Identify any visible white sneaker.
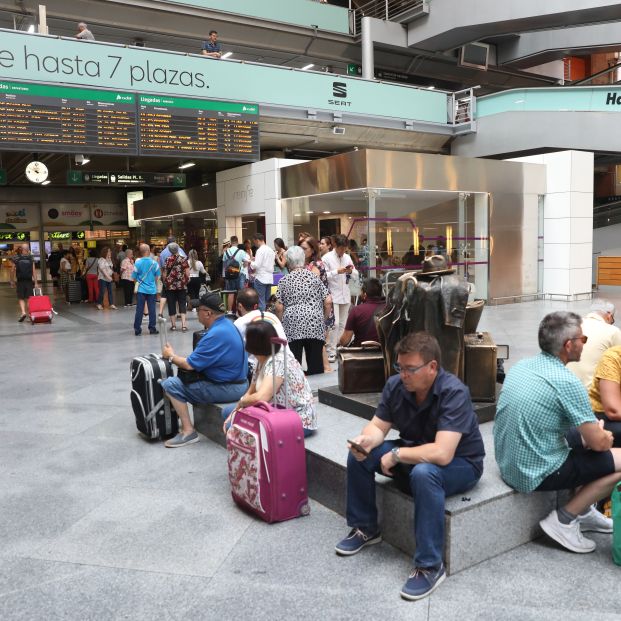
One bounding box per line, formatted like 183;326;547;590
579;505;613;533
539;510;596;553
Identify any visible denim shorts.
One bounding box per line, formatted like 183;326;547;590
161;376;247;406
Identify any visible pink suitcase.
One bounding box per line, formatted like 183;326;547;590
28;289;54;324
227;338;310;523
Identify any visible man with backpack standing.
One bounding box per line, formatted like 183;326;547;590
222;236;248;311
10;244;38;322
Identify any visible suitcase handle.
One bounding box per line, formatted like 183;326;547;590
360;340;382;349
252;401;272;412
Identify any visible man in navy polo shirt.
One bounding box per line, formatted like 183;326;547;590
160;292;248;448
202;30;222;59
335;332;484;601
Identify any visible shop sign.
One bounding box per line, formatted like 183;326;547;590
47;231;85;240
68;171;186;188
91;204;128;227
0;231;30;241
43;204;90;227
0;205;40;229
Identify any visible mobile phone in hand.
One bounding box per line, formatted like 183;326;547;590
347;439;369;456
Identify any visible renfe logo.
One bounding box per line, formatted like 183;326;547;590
606;92;621;105
329;81;351;107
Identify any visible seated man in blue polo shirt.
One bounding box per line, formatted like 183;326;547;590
335;332;485;601
161;292;248;448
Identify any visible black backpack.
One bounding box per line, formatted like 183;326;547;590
224;247;241;280
15;256;33;280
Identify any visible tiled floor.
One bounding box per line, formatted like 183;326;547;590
1;284;620;620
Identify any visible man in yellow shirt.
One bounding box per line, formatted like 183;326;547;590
567;299;621;389
589;345;621;446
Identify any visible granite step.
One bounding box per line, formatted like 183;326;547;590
317;385;497;424
193;400;558;575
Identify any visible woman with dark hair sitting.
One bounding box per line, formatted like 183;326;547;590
222;321;317;437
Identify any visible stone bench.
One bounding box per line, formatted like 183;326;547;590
193;400;560;575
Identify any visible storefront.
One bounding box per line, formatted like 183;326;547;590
277;150;547;301
0;191;132;283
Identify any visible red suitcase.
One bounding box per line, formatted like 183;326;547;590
28;289;54;324
226;338;310;523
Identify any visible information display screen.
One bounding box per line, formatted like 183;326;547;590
0;81;137;155
137;95;259;160
0;81;260;162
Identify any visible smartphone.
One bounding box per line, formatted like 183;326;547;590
347;439;369;456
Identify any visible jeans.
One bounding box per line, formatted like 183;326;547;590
254;280;272;311
97;279;114;306
161;376;248;406
134;292;157;333
327;302;350;356
346;441;481;568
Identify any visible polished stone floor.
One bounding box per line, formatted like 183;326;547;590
1;284;620;620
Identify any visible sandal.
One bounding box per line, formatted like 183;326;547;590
170;325;177;331
182;326;188;332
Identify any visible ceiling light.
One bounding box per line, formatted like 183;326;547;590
178;162;195;170
27;24;35;33
302;64;314;71
201;182;210;186
332;126;345;135
427;86;436;90
307;211;314;214
323;211;331;214
41;180;51;185
221;52;233;59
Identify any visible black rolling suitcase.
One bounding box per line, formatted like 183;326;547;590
66;276;82;303
130;318;179;440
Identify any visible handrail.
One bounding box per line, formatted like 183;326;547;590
350;0;427;36
448;87;477;125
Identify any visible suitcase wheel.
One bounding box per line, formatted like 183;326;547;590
299;502;311;517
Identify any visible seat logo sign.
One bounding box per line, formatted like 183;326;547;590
329;81;352;107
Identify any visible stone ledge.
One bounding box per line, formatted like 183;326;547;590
193;401;559;575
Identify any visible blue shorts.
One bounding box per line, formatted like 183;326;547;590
161;376;248;406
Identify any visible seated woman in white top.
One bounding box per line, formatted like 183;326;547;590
222;321;317;437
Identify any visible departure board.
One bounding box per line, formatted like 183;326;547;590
0;81;137;155
137;94;259;160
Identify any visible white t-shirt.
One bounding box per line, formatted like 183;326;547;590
189;260;205;278
234;309;286;341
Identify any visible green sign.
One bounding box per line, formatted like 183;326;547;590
138;94;257;115
0;30;449;124
0;231;30;241
0;169;6;185
48;231;84;240
347;64;361;76
67;171;186;187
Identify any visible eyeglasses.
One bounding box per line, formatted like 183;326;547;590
393;361;429;376
568;335;588;344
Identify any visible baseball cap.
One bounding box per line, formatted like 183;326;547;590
190;292;224;312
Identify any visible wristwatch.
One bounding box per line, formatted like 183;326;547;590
391;447;401;463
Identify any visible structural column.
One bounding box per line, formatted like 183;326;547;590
361;17;375;80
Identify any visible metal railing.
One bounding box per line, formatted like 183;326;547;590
349;0;429;37
448;87;477;126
